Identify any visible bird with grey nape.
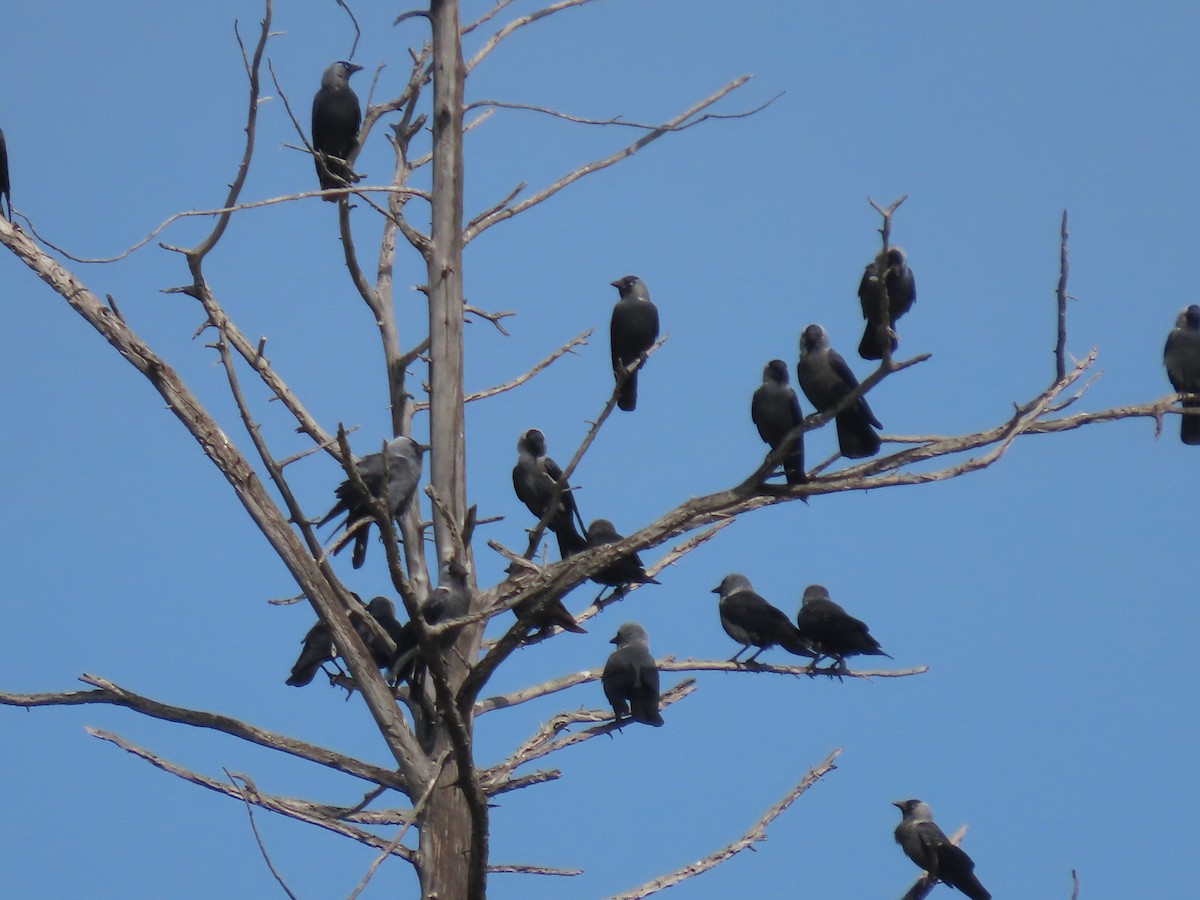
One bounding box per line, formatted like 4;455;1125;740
794;584;890;673
319;436;426;569
858;246;916;360
602;622;663;726
712;573;815;664
585;518;659;595
0;127;10;220
609;275;660;411
512;428;588;558
751;359;807;485
797;323;882;459
1164;304;1200;445
311;61;363;199
893;799;991;900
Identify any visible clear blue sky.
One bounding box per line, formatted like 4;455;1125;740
2;2;1197;897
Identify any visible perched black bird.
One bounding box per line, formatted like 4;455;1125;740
602;622;664;726
609;275;660;411
893;799;991;900
795;584;890;672
311;61;363;199
286;620;335;687
712;573;815;664
390;561;472;688
319;437;426;569
0;127;10;220
751;359;807;485
586;518;659;592
858;247;916;360
1164;304;1200;445
797;324;882;459
357;596;409;670
514;590;587;636
512;428;588;558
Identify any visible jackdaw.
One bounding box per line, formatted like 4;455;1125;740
795;584;890;672
319;437;426;569
893;799;991;900
391;560;472;688
1164;304;1200;445
797;324;882;459
602;622;664;726
0;127;10;220
512;428;588;557
286;619;336;687
858;247;916;360
357;596;409;670
312;61;363;199
712;573;815;664
610;275;660;411
751;359;807;485
586;518;659;592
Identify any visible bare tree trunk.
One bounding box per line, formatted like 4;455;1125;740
419;2;485;898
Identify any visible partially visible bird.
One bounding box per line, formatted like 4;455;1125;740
311;61;363;199
609;275;660;411
893;799;991;900
512;428;588;558
585;518;659;594
858;247;916;360
286;620;335;687
794;584;890;672
0;127;10;220
356;596;409;670
797;324;882;459
602;622;664;726
319;437;426;569
751;359;807;485
1164;304;1200;445
712;573;815;663
390;560;472;689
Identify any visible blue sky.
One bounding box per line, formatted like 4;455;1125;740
2;1;1198;897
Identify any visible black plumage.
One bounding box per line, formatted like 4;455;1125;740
319;437;426;569
311;61;363;199
586;518;659;590
712;573;815;663
286;620;335;687
794;584;890;672
0;127;10;220
796;323;882;459
1164;304;1200;445
512;428;588;558
357;596;408;669
602;622;664;726
858;247;916;360
390;561;471;688
751;359;807;484
609;275;660;411
893;799;991;900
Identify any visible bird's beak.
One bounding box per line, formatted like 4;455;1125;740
891;800;905;810
609;279;622;288
416;443;431;454
609;634;620;645
347;63;364;74
710;585;721;594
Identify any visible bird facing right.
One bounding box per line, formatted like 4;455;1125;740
893;799;991;900
319;437;426;569
609;275;660;411
602;622;664;726
1164;304;1200;445
311;61;363;199
796;323;882;459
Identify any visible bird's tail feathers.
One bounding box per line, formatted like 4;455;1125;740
1181;401;1200;444
617;369;638;411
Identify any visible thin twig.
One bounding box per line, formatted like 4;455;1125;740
226;769;300;900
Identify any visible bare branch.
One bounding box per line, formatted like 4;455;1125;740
609;748;843;899
226;769;300;900
464;77;755;242
466;0;601;71
0;674;408;791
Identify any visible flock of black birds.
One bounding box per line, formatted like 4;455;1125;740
7;56;1200;898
